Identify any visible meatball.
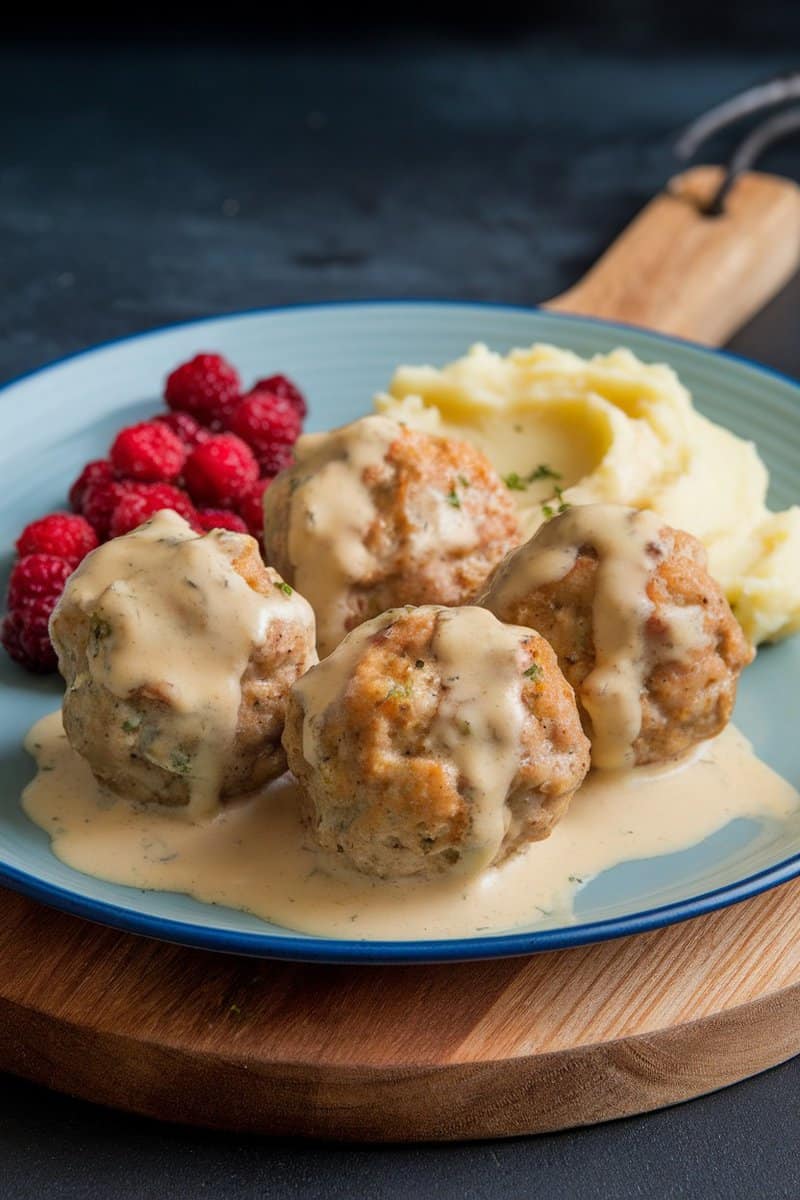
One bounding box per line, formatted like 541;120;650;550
263;414;521;656
51;509;317;813
283;604;590;879
479;503;754;768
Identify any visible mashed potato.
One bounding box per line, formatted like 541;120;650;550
375;343;800;645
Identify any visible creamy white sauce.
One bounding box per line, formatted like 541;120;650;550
427;608;526;870
23;712;798;941
52;510;299;816
285;415;481;656
287;416;397;657
294;609;398;769
293;606;529;872
483;505;699;771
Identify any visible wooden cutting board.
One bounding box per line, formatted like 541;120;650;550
2;165;800;1142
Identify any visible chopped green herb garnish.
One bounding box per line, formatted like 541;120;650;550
122;718;140;734
458;474;470;488
385;682;411;701
90;616;112;641
458;719;472;736
529;463;562;482
445;487;461;509
503;472;527;491
553;485;571;514
275;580;293;596
541;485;570;519
523;663;542;680
170;750;192;775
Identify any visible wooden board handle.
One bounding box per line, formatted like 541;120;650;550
545;166;800;345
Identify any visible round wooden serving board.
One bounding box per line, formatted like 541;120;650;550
2;879;800;1140
2;166;800;1140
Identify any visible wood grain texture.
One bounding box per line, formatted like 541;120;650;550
547;167;800;345
0;880;799;1141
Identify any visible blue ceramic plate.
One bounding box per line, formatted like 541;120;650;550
2;301;800;963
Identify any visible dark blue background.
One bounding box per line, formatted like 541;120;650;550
1;19;799;1200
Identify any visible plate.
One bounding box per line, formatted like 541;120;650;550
2;300;800;963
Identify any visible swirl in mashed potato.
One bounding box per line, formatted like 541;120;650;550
375;343;800;645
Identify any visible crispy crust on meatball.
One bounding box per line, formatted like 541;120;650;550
481;517;754;765
282;606;590;879
52;531;317;806
264;421;521;651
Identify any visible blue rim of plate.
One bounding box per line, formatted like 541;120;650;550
2;297;800;964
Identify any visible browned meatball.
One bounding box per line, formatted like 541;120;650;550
263;414;521;655
282;604;590;879
51;509;317;811
479;504;754;767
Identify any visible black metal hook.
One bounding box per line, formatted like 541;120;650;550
674;72;800;214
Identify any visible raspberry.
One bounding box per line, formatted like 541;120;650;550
251;374;307;420
81;479;125;540
69;459;114;513
183;434;259;508
196;508;249;534
165;353;241;427
2;605;58;673
108;483;197;539
229;393;301;475
153;411;210;449
256;442;295;476
16;512;98;569
111;421;186;483
236;477;272;537
7;554;73;613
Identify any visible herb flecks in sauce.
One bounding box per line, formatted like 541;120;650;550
22;711;800;941
170;750;193;776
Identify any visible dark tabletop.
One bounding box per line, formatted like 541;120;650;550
1;15;799;1200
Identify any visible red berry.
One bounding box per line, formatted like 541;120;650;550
256;443;295;476
165;353;241;427
237;477;272;537
195;508;249;534
69;459;114;513
111;421;186;483
251;374;307;420
153;411;210;449
2;605;58;673
81;479;125;540
16;513;98;569
183;434;259;508
229;393;301;475
7;554;73;613
108;483;197;539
